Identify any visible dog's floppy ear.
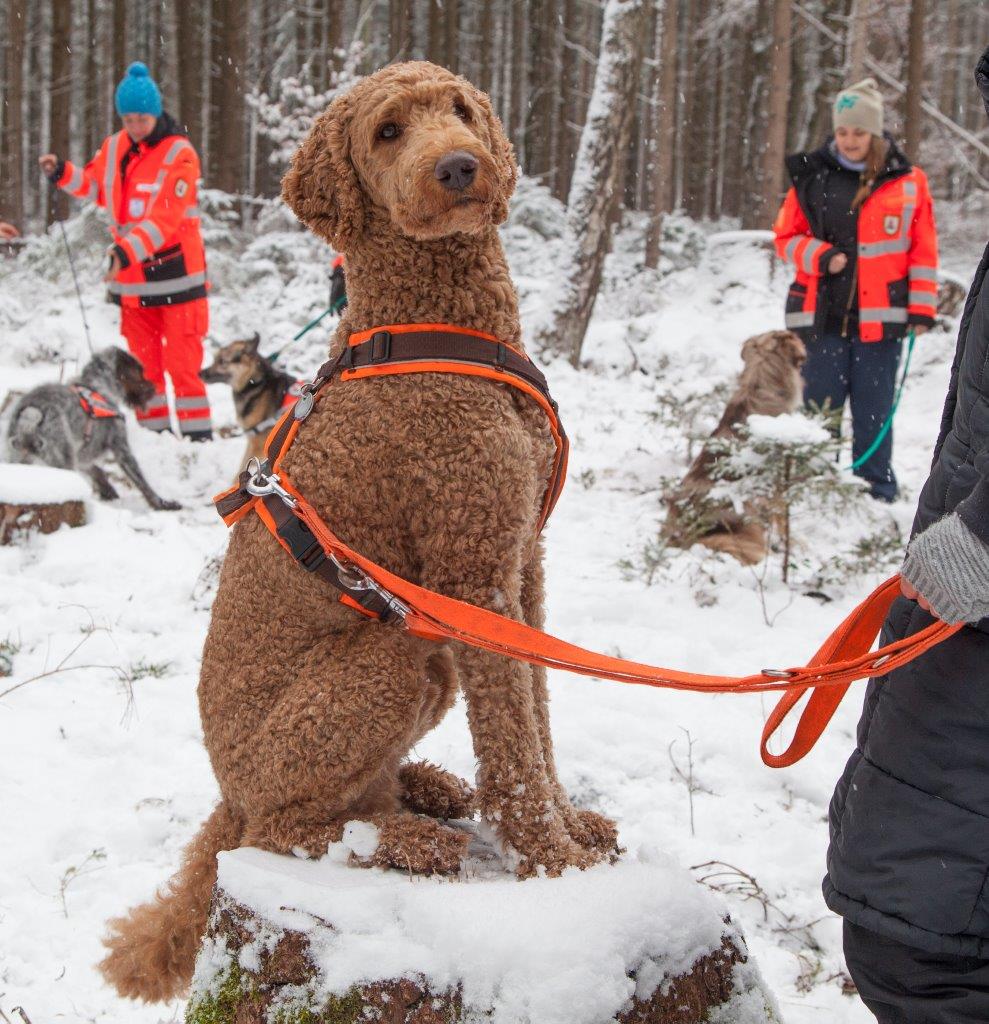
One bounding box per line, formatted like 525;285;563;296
740;334;763;364
248;332;260;352
466;82;518;225
281;90;365;252
782;330;807;367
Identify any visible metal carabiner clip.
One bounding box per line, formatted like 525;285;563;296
244;458;297;507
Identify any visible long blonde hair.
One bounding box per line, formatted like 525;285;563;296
851;136;889;210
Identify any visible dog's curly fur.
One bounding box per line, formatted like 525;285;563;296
664;330;807;565
99;62;618;1003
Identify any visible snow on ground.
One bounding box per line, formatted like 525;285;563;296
0;188;975;1023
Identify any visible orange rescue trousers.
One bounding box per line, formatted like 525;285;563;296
122;297;212;436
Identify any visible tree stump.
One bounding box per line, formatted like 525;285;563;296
187;846;780;1024
0;464;88;544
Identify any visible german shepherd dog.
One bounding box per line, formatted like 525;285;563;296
6;347;180;511
200;334;302;469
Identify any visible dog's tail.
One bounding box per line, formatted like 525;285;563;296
98;801;243;1003
8;405;45;457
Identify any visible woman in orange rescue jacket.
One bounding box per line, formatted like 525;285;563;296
774;78;938;502
40;62;212;440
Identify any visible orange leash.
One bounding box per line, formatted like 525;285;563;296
214;325;963;769
282;480;961;767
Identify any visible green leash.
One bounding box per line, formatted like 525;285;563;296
266;294;347;365
847;328;916;471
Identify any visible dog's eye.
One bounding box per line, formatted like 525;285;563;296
377;122;400;141
453;103;470;121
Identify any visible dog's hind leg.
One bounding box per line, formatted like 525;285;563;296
88;464;120;501
521;548;619;856
241;625;469;874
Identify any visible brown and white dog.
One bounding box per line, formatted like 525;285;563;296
664;329;807;565
99;62;618;1004
200;334;304;469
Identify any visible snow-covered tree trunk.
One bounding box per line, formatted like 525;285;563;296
904;0;926;160
535;0;649;367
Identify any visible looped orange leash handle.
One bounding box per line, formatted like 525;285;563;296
282;488;962;768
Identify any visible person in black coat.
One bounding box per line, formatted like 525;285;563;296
824;48;989;1023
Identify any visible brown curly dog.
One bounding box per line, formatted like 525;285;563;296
98;61;618;1004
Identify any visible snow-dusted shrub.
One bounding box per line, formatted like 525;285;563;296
249;42;365;170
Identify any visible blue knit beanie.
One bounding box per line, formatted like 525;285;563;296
115;62;162;117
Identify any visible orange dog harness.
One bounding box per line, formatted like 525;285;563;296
71;385;121;419
214;324;959;767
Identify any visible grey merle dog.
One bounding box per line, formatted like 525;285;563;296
6;347;180;510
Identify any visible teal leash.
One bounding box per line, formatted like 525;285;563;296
266;294;347;366
846;328;916;472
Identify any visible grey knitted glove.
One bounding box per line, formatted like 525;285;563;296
901;514;989;624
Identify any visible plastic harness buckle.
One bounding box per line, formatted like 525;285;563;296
370;330;391;363
276;515;327;573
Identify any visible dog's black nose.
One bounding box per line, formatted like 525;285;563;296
434;151;478;191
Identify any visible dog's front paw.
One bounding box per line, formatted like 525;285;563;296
152;498;182;512
512;831;609;879
399;761;476;820
567;808;621;858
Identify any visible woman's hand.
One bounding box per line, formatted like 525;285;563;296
38;153;59;177
827;252;848;274
103;249;122;282
912;324;930;336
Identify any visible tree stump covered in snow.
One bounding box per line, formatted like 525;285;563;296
0;464;88;544
187;844;780;1024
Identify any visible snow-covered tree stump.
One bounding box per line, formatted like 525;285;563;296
0;464;88;544
187;842;780;1024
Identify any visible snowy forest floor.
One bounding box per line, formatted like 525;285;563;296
0;184;980;1023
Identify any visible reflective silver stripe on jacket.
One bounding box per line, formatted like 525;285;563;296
178;415;212;433
860;307;909;323
785;311;816;328
136;414;172;430
65;164;85;193
127;233;151;263
107;270;207;297
801;238;827;274
183;205;200;218
85;179;99;202
163;139;192;165
174;395;210;411
909;290;936;308
784;237;801;263
103;133;123;228
909;266;938;283
860;237;911;258
133;220;166;251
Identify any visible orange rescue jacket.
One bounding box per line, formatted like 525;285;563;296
56;116;207;309
773;146;938;342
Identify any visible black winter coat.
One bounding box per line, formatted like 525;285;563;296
824;48;989;956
